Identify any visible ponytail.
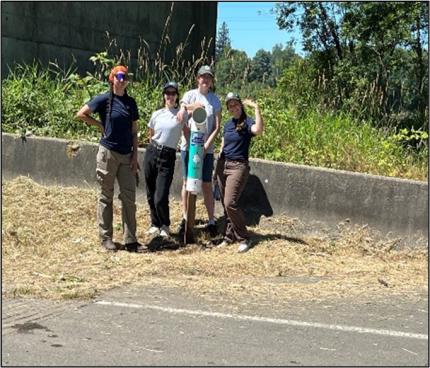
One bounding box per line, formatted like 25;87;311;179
106;82;114;125
235;104;247;132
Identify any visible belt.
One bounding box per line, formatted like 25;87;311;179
150;140;176;154
226;158;248;164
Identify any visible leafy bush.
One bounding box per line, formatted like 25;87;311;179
246;93;428;180
2;63;105;142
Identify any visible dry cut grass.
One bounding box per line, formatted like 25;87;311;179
2;176;427;306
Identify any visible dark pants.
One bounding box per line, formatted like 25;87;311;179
143;144;176;228
215;157;250;242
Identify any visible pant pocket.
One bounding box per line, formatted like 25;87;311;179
96;146;108;170
96;147;110;185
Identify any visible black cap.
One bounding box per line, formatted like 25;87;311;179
163;81;179;92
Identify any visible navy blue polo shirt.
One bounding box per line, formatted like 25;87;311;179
222;117;255;161
87;92;139;154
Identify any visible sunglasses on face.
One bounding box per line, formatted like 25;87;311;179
115;73;128;81
164;90;177;96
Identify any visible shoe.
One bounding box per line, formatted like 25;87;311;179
136;242;149;253
160;225;170;238
177;219;186;234
217;239;231;248
101;238;116;251
125;241;147;253
238;240;251;253
146;226;160;235
205;223;217;237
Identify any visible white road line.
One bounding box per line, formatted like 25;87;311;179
95;300;428;340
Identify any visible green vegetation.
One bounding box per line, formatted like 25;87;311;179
1;63;103;142
248;91;427;180
2;2;428;181
2;62;427;181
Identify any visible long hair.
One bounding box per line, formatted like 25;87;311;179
232;102;247;132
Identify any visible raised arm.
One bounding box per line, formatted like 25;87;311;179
243;99;264;136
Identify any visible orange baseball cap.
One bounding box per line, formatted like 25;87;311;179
109;65;128;82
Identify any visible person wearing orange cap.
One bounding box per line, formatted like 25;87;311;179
76;65;142;251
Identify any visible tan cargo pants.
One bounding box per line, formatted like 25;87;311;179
96;145;137;244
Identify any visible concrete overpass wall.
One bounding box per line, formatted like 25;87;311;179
2;134;427;244
1;1;217;76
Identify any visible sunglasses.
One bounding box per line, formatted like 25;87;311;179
164;90;177;96
115;72;128;81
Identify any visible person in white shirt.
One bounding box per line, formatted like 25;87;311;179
176;65;222;237
143;81;187;239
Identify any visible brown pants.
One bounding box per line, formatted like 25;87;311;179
96;145;137;244
216;157;250;242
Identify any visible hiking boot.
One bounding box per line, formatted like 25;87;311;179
204;223;217;237
101;238;116;251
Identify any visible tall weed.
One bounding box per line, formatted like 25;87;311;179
248;94;428;180
1;6;427;181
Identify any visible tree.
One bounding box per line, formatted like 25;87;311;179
341;2;429;127
275;1;429;131
249;49;273;85
215;21;231;61
215;48;250;91
276;2;343;58
271;43;299;82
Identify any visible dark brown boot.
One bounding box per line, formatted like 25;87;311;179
101;239;116;251
125;241;148;253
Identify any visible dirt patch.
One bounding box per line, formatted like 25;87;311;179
2;176;427;305
12;322;51;334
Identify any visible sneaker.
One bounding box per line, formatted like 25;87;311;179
101;238;116;251
135;242;149;253
125;241;147;253
238;240;251;253
217;239;231;248
177;219;186;234
160;225;170;238
146;226;160;235
205;223;217;237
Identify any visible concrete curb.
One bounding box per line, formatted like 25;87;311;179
2;133;428;243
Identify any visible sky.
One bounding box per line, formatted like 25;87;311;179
216;2;303;58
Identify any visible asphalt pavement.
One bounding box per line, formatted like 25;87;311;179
2;285;428;366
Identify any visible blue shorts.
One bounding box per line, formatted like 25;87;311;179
181;150;214;183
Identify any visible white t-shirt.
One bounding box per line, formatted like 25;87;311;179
148;107;186;149
179;88;221;154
